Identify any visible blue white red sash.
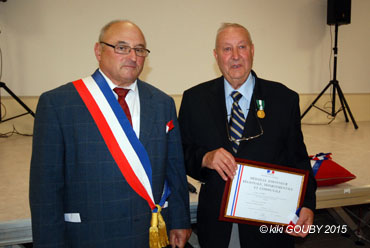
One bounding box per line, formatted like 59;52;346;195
73;70;169;211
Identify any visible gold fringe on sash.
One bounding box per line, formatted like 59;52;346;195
149;204;169;248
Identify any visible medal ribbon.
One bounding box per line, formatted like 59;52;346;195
256;99;264;110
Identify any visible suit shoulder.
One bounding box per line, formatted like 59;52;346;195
257;77;298;99
183;77;222;96
37;82;81;109
40;82;76;98
138;80;173;102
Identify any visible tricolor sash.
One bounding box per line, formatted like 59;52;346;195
73;70;170;247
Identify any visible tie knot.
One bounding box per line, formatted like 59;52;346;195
231;91;242;102
114;87;130;98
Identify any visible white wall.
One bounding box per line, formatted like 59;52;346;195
0;0;369;96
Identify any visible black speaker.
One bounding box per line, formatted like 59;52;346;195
327;0;351;25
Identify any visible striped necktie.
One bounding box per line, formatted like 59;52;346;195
229;91;245;153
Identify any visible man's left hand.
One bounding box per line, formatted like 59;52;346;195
287;207;314;238
169;228;192;248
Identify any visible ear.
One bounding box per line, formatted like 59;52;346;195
250;43;255;58
213;48;218;61
94;42;102;62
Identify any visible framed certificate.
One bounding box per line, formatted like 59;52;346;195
219;158;308;226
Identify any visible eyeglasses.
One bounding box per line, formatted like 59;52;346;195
100;42;151;57
226;109;264;142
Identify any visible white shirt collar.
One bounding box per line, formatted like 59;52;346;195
98;68;138;93
224;72;255;100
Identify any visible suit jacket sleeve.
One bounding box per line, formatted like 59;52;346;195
178;89;210;181
29;91;66;247
286;92;317;211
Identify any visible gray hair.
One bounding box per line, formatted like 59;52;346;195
215;23;253;48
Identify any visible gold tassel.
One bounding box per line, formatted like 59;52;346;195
149;205;169;248
157;205;169;247
149;212;160;248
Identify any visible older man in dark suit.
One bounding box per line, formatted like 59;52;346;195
29;20;191;248
178;23;316;248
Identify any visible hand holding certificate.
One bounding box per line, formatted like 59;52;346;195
219;158;308;226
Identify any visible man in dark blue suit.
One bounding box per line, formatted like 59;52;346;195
29;20;191;248
178;23;316;248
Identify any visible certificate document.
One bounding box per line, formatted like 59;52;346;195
219;158;308;226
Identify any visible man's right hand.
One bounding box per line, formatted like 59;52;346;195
201;148;237;181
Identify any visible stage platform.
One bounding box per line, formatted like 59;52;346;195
1;121;370;246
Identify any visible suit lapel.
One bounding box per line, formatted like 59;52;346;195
208;77;232;150
137;80;154;148
242;71;264;139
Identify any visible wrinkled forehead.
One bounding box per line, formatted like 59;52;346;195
216;27;252;47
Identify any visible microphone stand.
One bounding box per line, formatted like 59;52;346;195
0;82;35;123
301;23;358;129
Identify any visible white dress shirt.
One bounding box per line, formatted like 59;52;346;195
224;72;255;121
99;69;141;138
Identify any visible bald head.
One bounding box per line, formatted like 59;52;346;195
98;20;146;46
94;20;147;86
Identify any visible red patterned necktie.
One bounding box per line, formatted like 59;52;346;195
113;87;132;126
